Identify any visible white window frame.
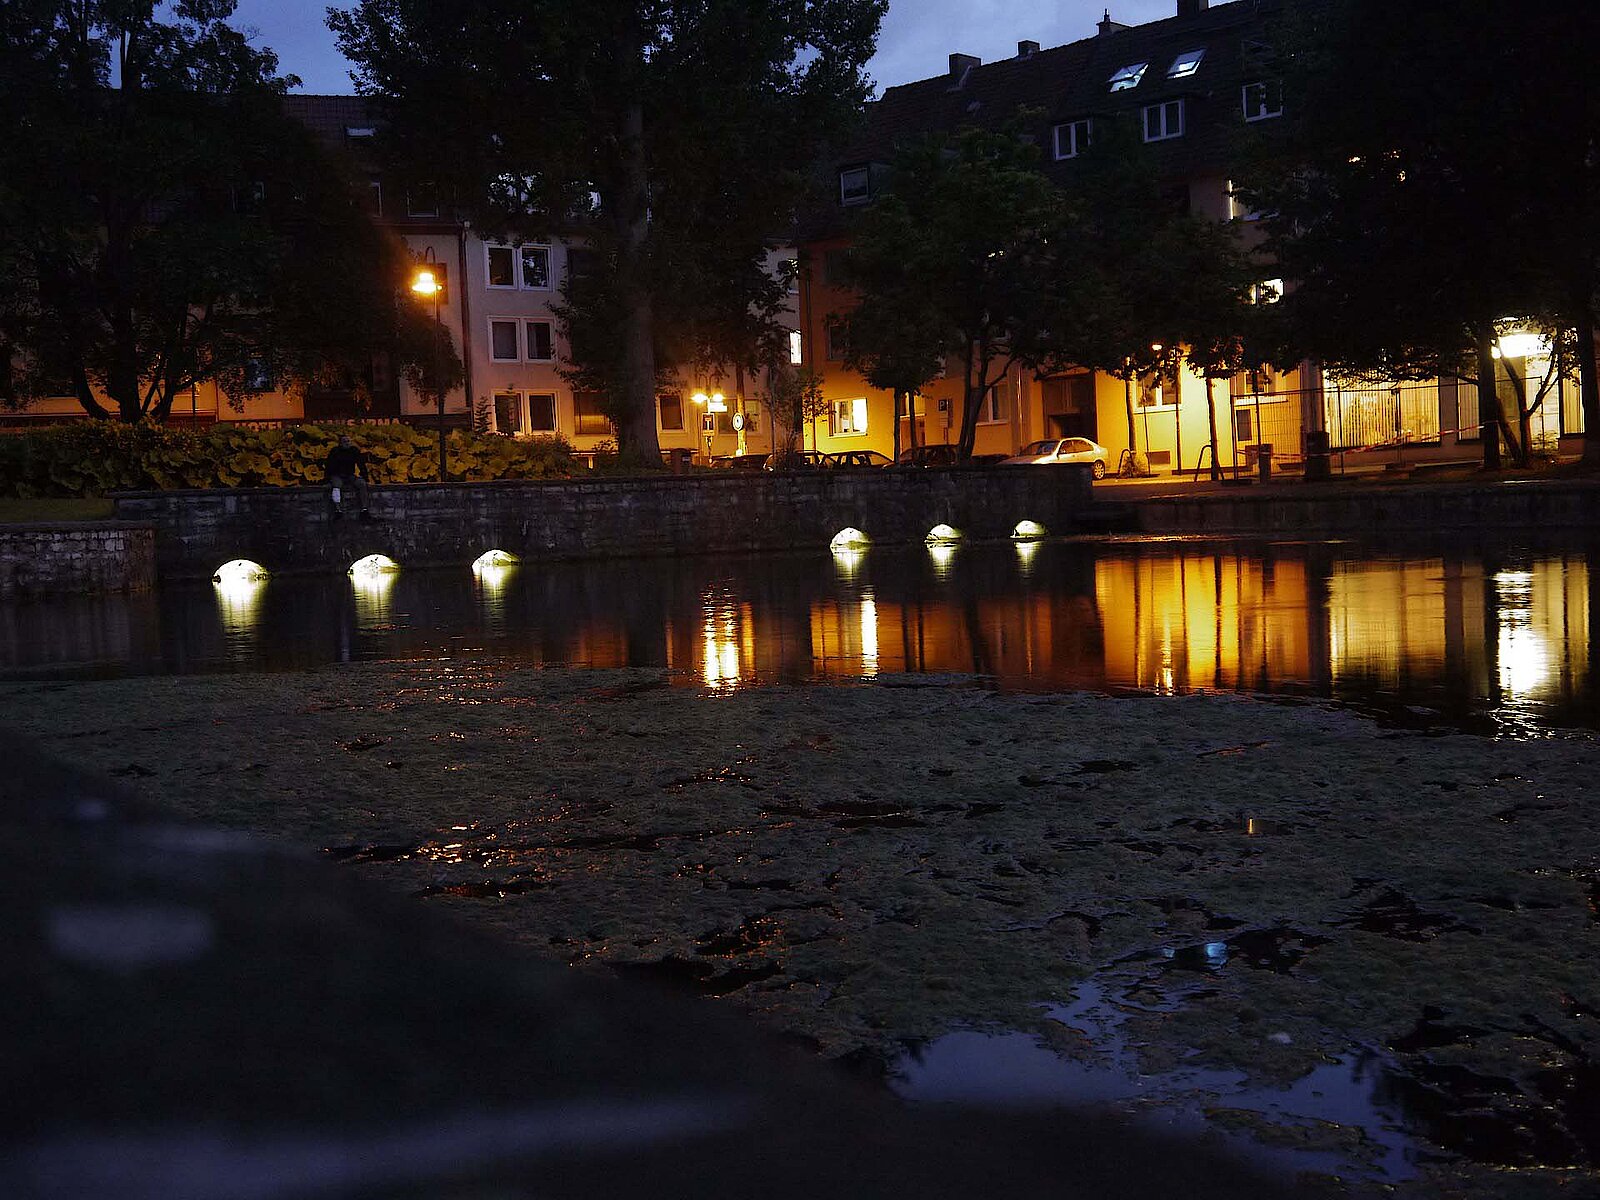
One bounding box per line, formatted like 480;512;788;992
520;244;552;290
1109;62;1148;91
839;166;871;206
486;245;518;289
789;329;804;366
524;319;555;362
832;397;868;437
977;385;1007;425
1143;100;1185;143
1136;369;1178;411
525;392;559;433
1168;48;1205;79
488;318;521;363
658;392;686;432
1052;119;1091;161
1242;80;1283;122
492;391;524;436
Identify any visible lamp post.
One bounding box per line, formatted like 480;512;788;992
691;389;727;464
410;251;448;483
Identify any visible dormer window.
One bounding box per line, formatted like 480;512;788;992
1143;100;1184;142
345;126;376;139
1053;119;1092;161
1167;48;1205;79
1109;62;1148;91
839;166;871;206
1243;81;1283;122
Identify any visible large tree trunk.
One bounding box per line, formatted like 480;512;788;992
612;96;661;467
1475;327;1501;471
956;344;980;460
892;389;903;462
1123;372;1138;467
1579;306;1600;466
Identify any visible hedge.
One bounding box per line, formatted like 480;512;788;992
0;422;575;498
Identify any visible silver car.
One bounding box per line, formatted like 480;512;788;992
1000;437;1109;478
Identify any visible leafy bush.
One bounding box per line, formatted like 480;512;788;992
0;423;575;497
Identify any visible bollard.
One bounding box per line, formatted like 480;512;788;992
1256;443;1273;482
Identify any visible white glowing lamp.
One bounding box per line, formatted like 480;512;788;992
1012;520;1047;540
348;553;400;578
830;527;871;552
212;558;268;585
926;523;963;544
471;549;519;572
707;392;728;413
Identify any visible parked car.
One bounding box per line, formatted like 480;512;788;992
999;437;1110;478
825;450;893;469
893;444;960;468
711;453;769;470
763;450;828;470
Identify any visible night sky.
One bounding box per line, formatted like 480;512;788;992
231;0;1185;95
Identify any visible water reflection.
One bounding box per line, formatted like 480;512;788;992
4;538;1597;731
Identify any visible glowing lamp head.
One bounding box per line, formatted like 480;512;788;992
830;527;871;552
708;392;728;413
411;268;440;298
926;523;963;545
1012;520;1047;540
692;392;710;406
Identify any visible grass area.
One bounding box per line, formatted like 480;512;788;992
0;496;114;524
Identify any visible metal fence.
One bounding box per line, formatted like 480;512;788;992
1323;380;1441;450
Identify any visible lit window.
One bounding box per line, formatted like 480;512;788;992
833;398;868;436
487;246;516;288
978;386;1007;423
789;330;804;365
520;245;551;289
489;320;519;362
525;320;554;361
527;393;557;432
839;166;871;205
1168;48;1205;78
1143;99;1184;142
1243;81;1283;122
1109;62;1148;91
493;392;522;435
1052;119;1091;160
1250;279;1283;305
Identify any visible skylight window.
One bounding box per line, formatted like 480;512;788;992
1108;62;1148;91
1168;48;1205;79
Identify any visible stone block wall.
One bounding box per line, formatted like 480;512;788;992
0;523;157;599
112;467;1093;579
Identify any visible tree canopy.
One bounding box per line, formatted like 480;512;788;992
332;0;887;465
0;0;441;422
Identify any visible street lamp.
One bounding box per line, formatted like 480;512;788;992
410;250;448;483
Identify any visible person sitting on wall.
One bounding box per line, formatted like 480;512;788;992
324;434;373;521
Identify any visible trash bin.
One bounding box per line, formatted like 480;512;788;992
1304;431;1331;482
1255;443;1273;482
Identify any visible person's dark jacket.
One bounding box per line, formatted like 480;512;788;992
324;444;367;480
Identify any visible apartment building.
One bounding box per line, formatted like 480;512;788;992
799;0;1588;471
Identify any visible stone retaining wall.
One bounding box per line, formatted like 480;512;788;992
112;467;1093;578
0;523;157;599
1121;478;1600;535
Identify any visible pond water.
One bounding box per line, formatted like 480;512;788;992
3;534;1596;733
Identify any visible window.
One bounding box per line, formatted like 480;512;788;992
1249;278;1284;305
823;249;850;286
1109;62;1148;91
744;401;761;432
574;390;611;436
1227;183;1271;222
1232;366;1289;397
520;245;551;289
1144;100;1184;142
1053;119;1091;160
839;166;871;205
525;320;554;361
487;246;517;288
566;248;597;284
494;392;522;435
789;329;804;365
1137;369;1176;409
489;320;519;362
1168;48;1205;79
527;393;557;432
832;398;868;436
826;321;848;361
1242;81;1282;122
659;393;684;431
978;386;1007;424
345;126;376;139
362;177;383;216
407;183;439;217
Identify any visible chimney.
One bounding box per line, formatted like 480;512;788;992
1177;0;1209;16
948;52;981;83
1017;40;1040;58
1097;10;1128;36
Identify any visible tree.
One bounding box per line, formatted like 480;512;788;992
1235;0;1600;470
839;125;1066;461
332;0;886;466
0;0;441;422
832;260;947;462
